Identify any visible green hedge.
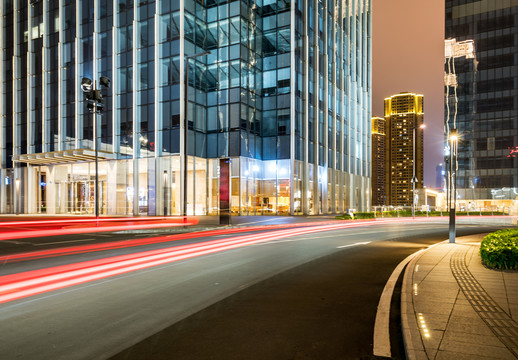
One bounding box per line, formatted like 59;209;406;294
354;212;376;219
480;229;518;270
335;213;353;220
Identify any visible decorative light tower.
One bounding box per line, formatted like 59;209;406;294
444;39;475;243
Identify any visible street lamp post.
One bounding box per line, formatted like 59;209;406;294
183;51;210;219
412;123;425;218
448;129;458;243
81;76;110;219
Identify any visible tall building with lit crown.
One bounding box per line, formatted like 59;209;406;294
371;117;385;206
384;93;424;207
0;0;372;216
445;0;518;206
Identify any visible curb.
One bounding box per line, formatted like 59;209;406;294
400;241;449;360
401;247;427;360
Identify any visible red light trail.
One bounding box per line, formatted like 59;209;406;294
0;219;403;304
0;218;412;263
1;216;509;304
0;217;199;242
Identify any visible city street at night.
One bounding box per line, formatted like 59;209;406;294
0;219;510;359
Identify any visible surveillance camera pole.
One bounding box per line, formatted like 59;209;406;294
82;77;109;220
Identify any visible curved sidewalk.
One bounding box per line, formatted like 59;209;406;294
402;234;518;360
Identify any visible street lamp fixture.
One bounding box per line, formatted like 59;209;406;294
412;123;425;218
183;51;210;219
81;76;110;219
448;128;458;243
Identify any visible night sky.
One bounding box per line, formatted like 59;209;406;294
372;0;445;188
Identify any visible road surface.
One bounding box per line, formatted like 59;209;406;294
0;220;508;359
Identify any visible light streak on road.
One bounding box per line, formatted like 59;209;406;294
0;217;454;264
0;217;199;242
0;220;402;304
0;219;399;263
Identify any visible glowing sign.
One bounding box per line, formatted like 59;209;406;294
508;146;518;158
444;73;457;87
445;39;475;59
4;177;9;185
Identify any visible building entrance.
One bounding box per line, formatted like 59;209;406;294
66;179;105;215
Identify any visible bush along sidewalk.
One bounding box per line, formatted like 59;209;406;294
335;213;353;220
480;228;518;270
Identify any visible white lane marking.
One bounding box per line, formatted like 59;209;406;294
2;240;32;245
296;234;346;240
33;238;96;246
337;241;371;248
297;230;382;239
373;241;446;358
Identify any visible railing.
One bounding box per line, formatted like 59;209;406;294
368;206;513;219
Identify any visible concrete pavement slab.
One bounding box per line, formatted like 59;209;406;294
401;234;518;359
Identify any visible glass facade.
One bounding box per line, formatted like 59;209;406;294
445;0;518;202
0;0;371;216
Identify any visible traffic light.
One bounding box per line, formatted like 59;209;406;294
87;101;104;113
86;89;103;103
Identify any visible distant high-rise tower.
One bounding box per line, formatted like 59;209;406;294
372;117;386;206
385;93;424;207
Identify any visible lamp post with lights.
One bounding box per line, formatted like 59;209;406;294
81;76;110;219
448;129;458;243
412;123;425;218
183;51;210;219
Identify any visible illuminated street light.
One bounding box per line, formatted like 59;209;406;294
412;123;425;218
448;128;458;243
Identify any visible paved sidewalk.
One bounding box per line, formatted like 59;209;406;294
402;234;518;360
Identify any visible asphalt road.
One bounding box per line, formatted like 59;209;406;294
0;221;508;360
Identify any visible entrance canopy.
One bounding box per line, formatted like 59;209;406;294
13;149;115;165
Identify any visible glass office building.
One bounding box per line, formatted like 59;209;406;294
0;0;371;216
445;0;518;204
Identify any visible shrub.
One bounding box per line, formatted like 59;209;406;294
480;229;518;270
335;213;353;220
353;212;376;219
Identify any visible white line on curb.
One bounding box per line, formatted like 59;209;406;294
373;250;425;357
373;241;445;358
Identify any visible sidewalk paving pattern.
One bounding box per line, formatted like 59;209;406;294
402;235;518;359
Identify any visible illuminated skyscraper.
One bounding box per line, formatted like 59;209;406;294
371;117;385;206
0;0;372;216
445;0;518;202
384;93;424;207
